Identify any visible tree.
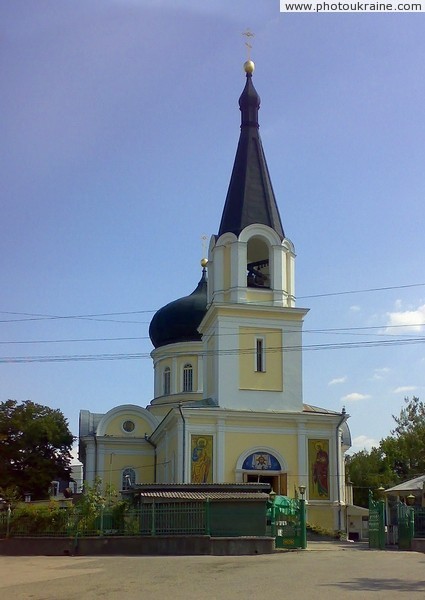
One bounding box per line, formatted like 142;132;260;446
388;396;425;478
0;400;74;500
345;448;394;507
346;396;425;506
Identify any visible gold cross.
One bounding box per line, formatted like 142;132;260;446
242;29;254;60
201;234;208;256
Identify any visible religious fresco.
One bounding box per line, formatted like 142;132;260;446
190;435;213;483
308;439;330;500
242;452;281;471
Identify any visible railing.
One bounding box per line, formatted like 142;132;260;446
397;502;415;550
413;507;425;538
368;491;385;550
0;502;208;539
267;496;306;549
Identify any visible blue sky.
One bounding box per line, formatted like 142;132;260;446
2;1;425;457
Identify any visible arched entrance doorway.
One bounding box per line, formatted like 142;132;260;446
238;449;287;495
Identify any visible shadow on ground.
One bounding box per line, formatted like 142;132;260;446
323;578;425;593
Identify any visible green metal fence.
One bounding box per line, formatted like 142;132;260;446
267;495;307;549
368;491;385;550
397;502;415;550
139;502;206;536
0;504;207;538
0;499;266;539
412;507;425;538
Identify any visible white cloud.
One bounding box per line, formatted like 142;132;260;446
372;367;390;380
341;392;371;403
349;434;379;453
385;303;425;333
392;386;417;394
328;376;347;386
350;305;361;312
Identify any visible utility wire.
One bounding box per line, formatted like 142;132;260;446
1;335;424;363
298;282;425;299
0;322;424;345
0;281;423;324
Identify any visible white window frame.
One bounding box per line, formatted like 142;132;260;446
182;363;193;392
122;467;136;490
163;366;171;395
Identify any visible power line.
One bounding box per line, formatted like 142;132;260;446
0;312;150;325
0;281;423;324
297;282;425;300
1;335;424;363
0;322;424;345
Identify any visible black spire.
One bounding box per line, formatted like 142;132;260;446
218;63;284;240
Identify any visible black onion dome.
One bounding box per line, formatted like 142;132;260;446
149;269;208;349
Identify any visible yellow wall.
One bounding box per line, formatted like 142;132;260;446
98;445;155;491
104;414;155;437
162;429;179;482
307;505;335;530
246;290;273;304
239;327;283;391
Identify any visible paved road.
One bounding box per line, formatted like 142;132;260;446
1;542;424;600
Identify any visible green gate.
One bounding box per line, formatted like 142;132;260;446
412;507;425;538
397;502;414;550
268;495;307;549
368;490;385;549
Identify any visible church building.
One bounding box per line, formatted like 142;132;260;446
79;59;351;532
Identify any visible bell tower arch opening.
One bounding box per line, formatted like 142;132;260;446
247;236;271;289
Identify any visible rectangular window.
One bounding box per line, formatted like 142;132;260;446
255;337;265;372
183;364;193;392
163;367;171;395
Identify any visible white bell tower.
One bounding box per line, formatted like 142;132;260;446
198;60;308;413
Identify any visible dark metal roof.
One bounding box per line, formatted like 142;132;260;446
149;268;208;349
303;403;341;415
133;491;268;501
123;483;271;502
128;483;271;493
218;72;284;240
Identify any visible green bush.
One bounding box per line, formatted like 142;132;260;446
9;503;71;535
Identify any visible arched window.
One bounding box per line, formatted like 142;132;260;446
247;237;271;288
122;467;136;490
163;367;171;395
183;363;193;392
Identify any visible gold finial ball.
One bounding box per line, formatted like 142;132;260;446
244;60;255;74
200;258;208;268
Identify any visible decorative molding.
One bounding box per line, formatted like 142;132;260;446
235;445;288;472
96;405;159;437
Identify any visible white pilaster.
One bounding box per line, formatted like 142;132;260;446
85;443;95;486
197;354;204;393
230;240;248;303
297;423;308;492
212;244;225;303
171;356;178;394
216;419;226;482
